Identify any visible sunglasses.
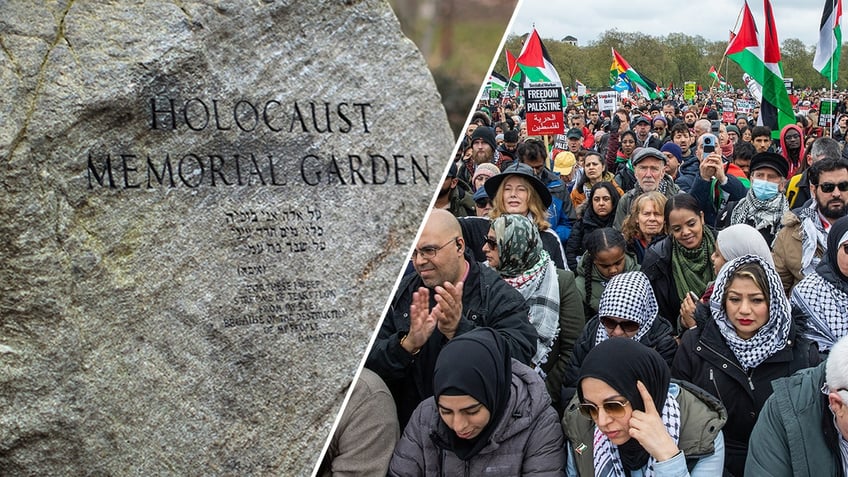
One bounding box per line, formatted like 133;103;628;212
475;199;492;208
600;316;640;333
817;181;848;193
483;237;498;250
578;399;630;420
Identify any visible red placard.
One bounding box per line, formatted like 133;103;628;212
524;83;565;136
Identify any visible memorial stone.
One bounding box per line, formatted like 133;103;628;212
0;1;453;474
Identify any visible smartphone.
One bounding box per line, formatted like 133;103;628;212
702;133;717;160
688;291;700;303
711;120;721;133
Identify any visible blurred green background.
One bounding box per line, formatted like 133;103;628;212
389;0;518;139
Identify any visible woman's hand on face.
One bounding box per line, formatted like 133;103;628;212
628;381;680;462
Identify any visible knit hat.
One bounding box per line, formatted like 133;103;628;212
652;115;667;126
472;163;500;185
660;142;683;163
471;126;497;151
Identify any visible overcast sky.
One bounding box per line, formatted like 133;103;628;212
507;0;830;48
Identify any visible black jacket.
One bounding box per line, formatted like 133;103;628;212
365;261;537;428
672;316;819;477
565;210;614;271
640;236;681;333
560;315;678;405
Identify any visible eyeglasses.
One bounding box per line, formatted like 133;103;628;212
578;399;630;420
600;316;640;333
816;181;848;193
483;237;498;250
475;199;492;208
411;237;457;260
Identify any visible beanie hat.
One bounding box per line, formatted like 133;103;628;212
471;127;497;151
660;142;683;163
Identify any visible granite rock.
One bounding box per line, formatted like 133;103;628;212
0;1;451;474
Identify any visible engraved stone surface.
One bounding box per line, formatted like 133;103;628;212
0;1;452;474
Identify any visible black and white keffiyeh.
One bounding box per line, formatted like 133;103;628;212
798;202;829;276
730;188;788;242
593;390;681;477
791;218;848;352
595;271;658;345
710;254;791;371
791;272;848;352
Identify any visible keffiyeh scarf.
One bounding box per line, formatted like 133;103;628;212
492;215;560;369
672;227;716;302
710;255;791;371
730;188;788;242
594;271;658;345
798;203;829;276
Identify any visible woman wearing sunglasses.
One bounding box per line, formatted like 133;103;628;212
389;328;565;476
561;271;677;406
483;214;585;414
792;215;848;358
563;338;726;477
672;254;818;477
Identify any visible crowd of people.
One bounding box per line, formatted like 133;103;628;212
318;92;848;476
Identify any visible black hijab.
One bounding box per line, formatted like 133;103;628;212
432;327;512;461
583;181;622;228
817;215;848;294
576;337;670;471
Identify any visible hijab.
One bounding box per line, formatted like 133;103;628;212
433;327;512;461
491;215;559;369
577;338;676;474
595;272;658;345
716;223;775;268
710;255;791;371
819;215;848;290
583;181;621;228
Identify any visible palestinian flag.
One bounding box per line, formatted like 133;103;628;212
814;0;842;83
517;28;563;85
488;71;508;92
709;66;730;89
505;49;522;82
725;1;794;134
611;48;659;99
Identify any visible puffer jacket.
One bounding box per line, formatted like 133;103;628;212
560;316;678;405
672;316;819;477
388;360;565;477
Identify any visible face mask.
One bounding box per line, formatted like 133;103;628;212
752;178;779;201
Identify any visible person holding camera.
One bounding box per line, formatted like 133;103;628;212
687;132;749;228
